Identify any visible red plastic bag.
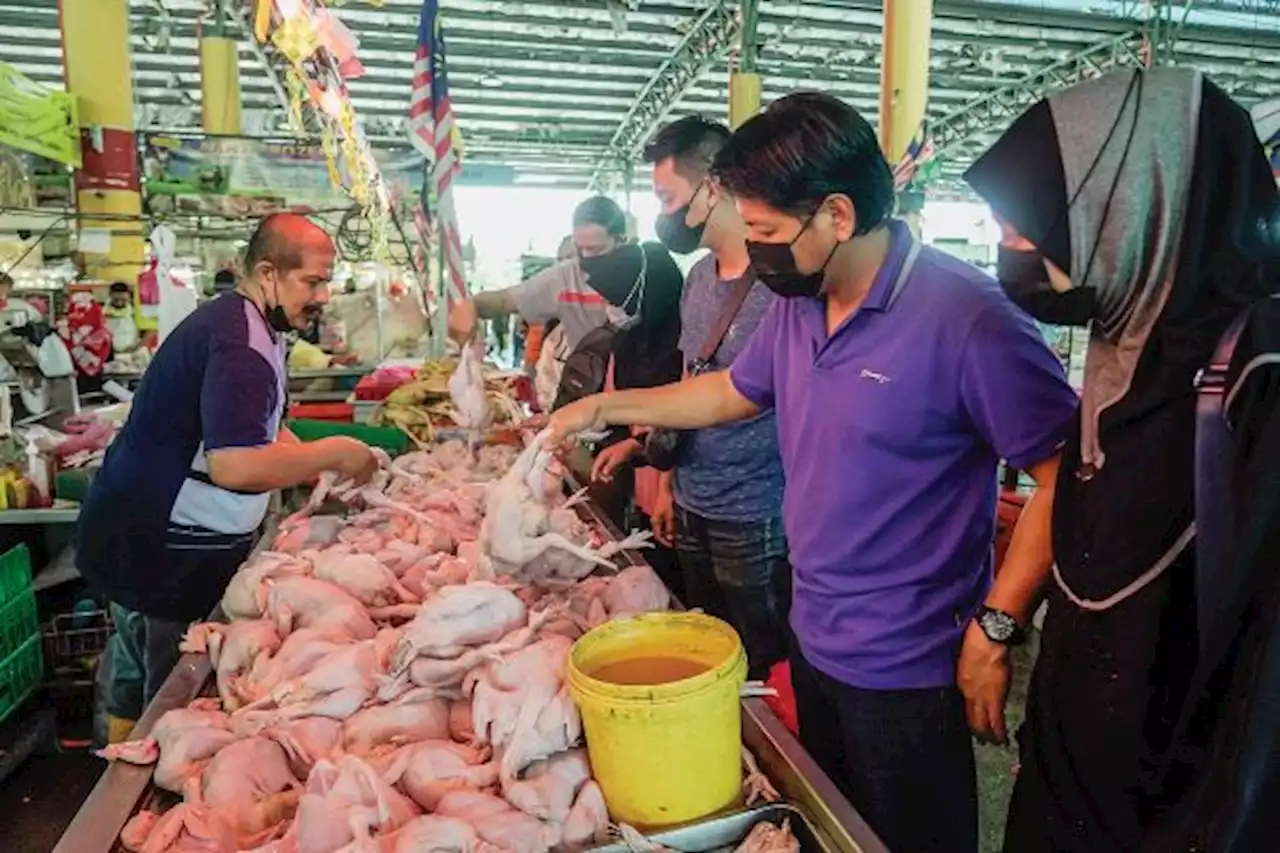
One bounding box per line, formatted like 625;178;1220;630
58;294;113;377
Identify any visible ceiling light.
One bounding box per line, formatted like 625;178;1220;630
478;71;504;89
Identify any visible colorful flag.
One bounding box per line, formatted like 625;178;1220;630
409;0;467;308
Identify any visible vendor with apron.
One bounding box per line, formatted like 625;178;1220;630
78;214;379;745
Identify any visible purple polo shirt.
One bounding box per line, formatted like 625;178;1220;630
729;220;1078;690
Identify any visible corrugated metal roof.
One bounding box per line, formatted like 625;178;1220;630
5;0;1280;189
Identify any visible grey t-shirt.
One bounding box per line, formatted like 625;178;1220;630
673;255;784;523
509;259;611;350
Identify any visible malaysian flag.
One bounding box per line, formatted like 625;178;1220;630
408;0;467;308
892;130;935;192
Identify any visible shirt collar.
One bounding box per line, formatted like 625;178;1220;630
859;219;913;314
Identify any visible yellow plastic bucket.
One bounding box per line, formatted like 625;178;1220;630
568;612;748;828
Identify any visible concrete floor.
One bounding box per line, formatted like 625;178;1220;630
0;747;102;853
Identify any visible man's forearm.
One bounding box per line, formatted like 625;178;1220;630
986;461;1059;624
208;441;345;493
598;372;759;431
474;289;518;320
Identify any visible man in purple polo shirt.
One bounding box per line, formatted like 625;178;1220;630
547;92;1079;853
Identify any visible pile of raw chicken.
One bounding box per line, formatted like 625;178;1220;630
100;430;691;853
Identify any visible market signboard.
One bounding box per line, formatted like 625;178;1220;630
142;134;420;216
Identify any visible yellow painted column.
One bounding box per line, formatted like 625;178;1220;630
728;0;762;129
200;3;243;136
878;0;934;164
60;0;146;320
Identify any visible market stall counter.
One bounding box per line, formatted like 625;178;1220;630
52;438;887;853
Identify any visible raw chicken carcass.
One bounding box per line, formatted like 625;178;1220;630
448;342;490;431
562;780;611;847
735;820;800;853
182;619;282;711
279;756;420;853
274;515;346;555
222;552;309;620
307;545;417;607
265;577;377;641
200;736;300;840
235;639;386;732
435;790;561;853
266;717;345;778
122;778;239;853
465;635;583;783
391;582;527;673
449;699;475;743
502;749;592;824
382;739;499;810
365;815;494;853
241;628;349;706
343;696;450;756
602;564;671;620
99;706;237;794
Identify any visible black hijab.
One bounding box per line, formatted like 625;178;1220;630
579;241;684;390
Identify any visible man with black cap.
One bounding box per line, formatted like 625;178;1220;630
78;213;379;745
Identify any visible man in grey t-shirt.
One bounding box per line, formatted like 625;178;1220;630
447;196;626;348
593;116;791;680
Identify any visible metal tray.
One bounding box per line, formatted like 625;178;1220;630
589;804;835;853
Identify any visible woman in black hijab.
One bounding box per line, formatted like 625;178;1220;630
965;68;1278;853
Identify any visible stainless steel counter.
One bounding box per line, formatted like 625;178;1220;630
51;498;888;853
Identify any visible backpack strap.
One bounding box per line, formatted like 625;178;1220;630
1193;308;1251;650
694;275;757;369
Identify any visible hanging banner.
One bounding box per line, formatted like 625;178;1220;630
142;134;419;216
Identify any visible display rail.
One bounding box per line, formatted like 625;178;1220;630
51;493;887;853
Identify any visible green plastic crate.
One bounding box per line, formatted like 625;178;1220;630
0;634;42;724
287;419;411;457
0;544;31;612
0;590;37;663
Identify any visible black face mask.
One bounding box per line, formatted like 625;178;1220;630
256;269;308;334
655;184;708;255
746;214;840;299
996;245;1096;327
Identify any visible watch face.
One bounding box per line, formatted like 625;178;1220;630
981;610;1017;642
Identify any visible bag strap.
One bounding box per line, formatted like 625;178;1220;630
1193;307;1251;651
697;274;757;364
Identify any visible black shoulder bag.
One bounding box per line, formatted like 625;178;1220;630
642;275;756;471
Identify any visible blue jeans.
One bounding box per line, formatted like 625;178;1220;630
93;602;188;746
674;505;791;680
790;643;979;853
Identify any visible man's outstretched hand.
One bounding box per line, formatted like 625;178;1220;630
545;395;607;450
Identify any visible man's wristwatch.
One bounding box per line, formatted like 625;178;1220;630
974;605;1027;646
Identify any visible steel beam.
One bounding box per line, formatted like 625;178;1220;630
586;0;739;192
931;31;1148;159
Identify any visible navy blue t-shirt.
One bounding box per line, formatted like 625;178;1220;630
77;293;285;619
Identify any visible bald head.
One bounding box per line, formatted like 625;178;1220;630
242;213;334;331
244;213;333;275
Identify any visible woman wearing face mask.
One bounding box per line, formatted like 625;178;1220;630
965;68;1279;853
545;91;1079;853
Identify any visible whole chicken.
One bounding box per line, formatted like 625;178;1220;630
343;696;450;756
448;343;489;432
182;619;282;711
235;639;386;732
464;635;583;783
562;780;611;847
121;778;238;853
265;717;345;779
274;515;346;555
369;815;493;853
241;628;350;706
98;706;237;794
502;749;592;824
201;736;300;840
222;552;309;620
391;583;527;673
281;756;420;853
265;577;377;641
435;790;561;853
307;545;417;607
387;740;498;810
